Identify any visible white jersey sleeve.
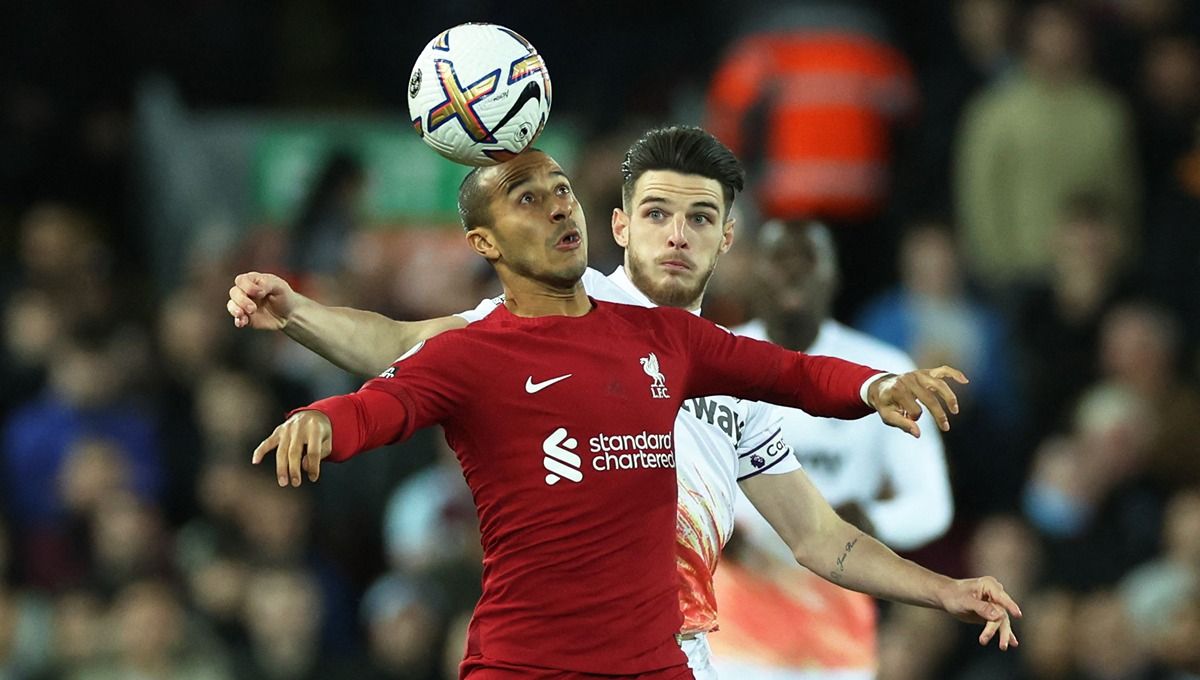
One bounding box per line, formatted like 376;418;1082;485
735;401;799;481
455;294;505;323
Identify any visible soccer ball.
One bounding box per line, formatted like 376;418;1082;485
407;23;552;167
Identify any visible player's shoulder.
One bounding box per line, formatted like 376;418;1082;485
383;322;486;370
821;321;917;372
597;299;688;322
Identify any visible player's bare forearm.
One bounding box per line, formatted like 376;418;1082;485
742;469;944;608
285;297;465;377
743;468;1020;649
809;520;949;609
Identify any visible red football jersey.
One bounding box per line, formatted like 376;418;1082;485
306;301;877;675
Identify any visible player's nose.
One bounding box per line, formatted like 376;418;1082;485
550;194;572;223
667;216;689;249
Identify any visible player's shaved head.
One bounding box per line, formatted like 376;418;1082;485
458;167;490;231
457;149;554;231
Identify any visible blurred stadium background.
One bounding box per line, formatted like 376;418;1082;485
2;1;1200;678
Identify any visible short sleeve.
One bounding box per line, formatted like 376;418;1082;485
736;402;799;480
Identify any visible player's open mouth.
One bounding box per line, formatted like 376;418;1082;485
555;230;582;251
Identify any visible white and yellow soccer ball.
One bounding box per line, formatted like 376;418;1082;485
407;23;552;167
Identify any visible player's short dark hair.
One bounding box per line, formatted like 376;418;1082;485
457;167;489;231
621;126;745;217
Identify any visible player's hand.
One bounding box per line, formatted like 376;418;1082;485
867;366;969;438
936;576;1021;651
252;410;332;487
227;272;297;330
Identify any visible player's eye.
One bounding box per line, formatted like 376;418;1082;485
555;184;571;196
690;214;713;226
519;192;535;205
646;208;665;221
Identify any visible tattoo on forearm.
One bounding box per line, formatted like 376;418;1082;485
830;533;863;583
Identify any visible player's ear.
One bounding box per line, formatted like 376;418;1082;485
466;227;500;261
611;208;630;248
720;216;736;254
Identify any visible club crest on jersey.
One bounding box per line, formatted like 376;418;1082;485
639;352;670;399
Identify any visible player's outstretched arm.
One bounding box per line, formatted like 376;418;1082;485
227;271;466;376
865;366;969;438
741;469;1021;650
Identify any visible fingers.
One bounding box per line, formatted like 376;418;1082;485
979;618;1001;646
905;374;950;432
252;429;280;465
233;271;271;299
928;364;970;385
277;423;297;487
985;582;1023;620
228;276;261;328
305;425;322;482
880;408;922;438
979;614;1018;650
912;374;957;431
254;412;328;488
920;370;961;415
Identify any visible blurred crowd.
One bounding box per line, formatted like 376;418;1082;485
3;1;1200;679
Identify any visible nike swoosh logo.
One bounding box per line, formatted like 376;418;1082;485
525;373;572;394
492;80;541;133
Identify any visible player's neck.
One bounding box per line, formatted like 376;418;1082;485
501;278;591;317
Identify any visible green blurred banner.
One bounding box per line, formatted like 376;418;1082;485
253;122;577;224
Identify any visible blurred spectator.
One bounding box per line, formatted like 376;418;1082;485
41;590;106;679
1136;35;1200;191
383;440;481;611
2;329;162;588
233;474;356;652
0;518;8;583
71;580;228;680
88;492;172;597
182;554;248;647
1096;304;1200;490
6;205;121;333
58;438;134;519
0;583;53;680
956;1;1138;293
288;150;366;280
0;289;61;418
876;605;958;680
343;574;443;680
1118;490;1200;672
235;567;339;680
1073;590;1154;680
706;0;918;313
151;288;238;522
893;0;1017;221
1013;194;1133;445
1139;123;1200;351
193;369;276;462
1021;358;1169;588
855;221;1019;515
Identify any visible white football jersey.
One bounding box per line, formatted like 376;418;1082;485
461;267;799;634
734;318;953;555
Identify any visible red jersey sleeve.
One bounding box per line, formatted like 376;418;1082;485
671;309;880;419
293;335;473;462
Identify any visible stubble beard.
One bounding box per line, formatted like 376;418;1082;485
627;249;719;310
